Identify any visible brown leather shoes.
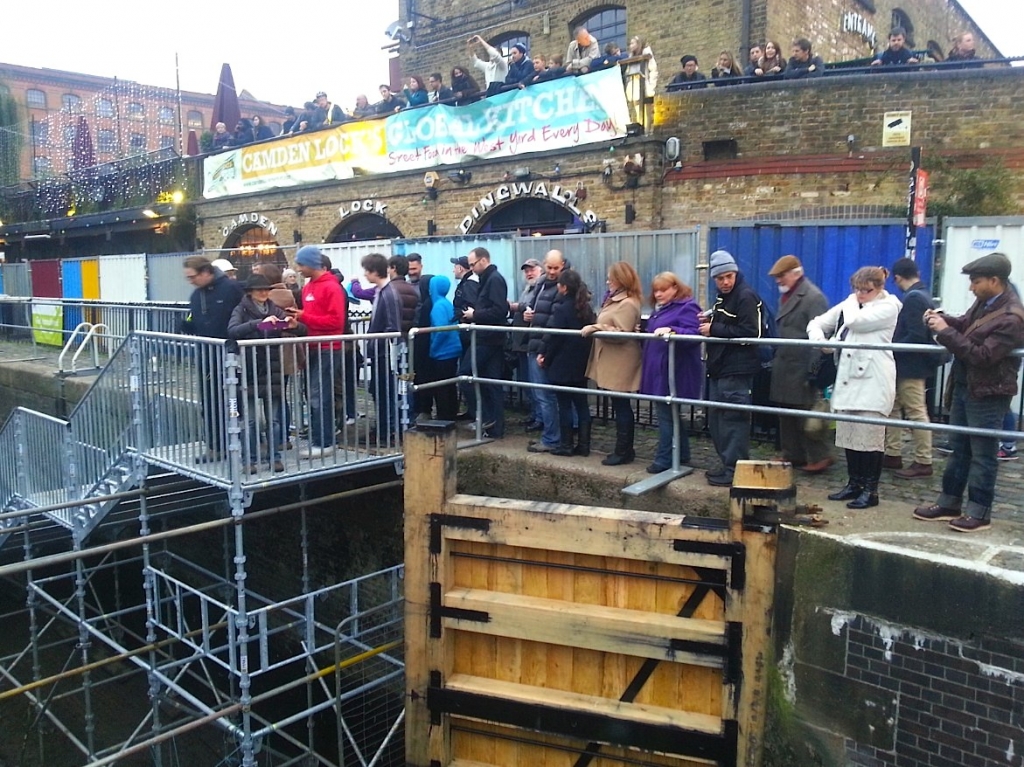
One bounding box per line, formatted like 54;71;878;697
912;504;959;521
882;455;903;469
799;457;835;474
894;462;933;479
948;516;991;533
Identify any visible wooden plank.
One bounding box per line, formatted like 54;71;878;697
444;496;733;569
490;544;522;766
445;673;724;735
442;588;726;667
403;425;459;767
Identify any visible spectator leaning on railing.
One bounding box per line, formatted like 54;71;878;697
783;38;824;78
872;27;920;66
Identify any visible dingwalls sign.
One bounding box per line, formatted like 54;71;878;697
459;182;598;234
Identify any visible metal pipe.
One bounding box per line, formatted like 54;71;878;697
0;480;404;578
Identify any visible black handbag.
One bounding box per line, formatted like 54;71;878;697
808;311;843;389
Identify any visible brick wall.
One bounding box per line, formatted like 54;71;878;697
395;0;995;90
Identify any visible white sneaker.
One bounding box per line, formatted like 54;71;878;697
301;445;335;458
344;417;357;426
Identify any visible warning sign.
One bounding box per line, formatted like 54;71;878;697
883;111;912;147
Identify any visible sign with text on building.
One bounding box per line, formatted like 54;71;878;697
31;304;63;346
883;111;912;147
203;68;630;199
912;169;929;226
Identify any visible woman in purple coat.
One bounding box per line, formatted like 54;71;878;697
640;272;704;473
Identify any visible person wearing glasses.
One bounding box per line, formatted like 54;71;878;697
807;266;901;509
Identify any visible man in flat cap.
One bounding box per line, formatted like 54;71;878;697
914;252;1024;532
767;255;832;472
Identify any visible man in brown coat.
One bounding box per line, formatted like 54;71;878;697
767;255;832;472
913;253;1024;532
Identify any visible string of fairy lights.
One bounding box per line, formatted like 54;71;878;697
16;79;189;216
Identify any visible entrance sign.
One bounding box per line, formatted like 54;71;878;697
459;182;598;234
221;213;279;239
204;69;630;199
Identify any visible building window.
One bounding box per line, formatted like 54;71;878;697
62;93;82;112
186;110;203;129
98;129;115;153
892;9;915;45
33;156;52;178
97;98;114;118
490;32;531;59
32;120;48;146
127;102;145;120
159;135;175;149
570;6;628;53
26;89;46;109
129;132;147;151
158;106;175;125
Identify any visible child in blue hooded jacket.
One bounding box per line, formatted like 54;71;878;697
420;275;461;420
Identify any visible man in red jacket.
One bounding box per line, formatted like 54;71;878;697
290;245;347;457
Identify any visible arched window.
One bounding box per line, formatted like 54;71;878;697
97;98;114;118
62;93;82;112
490;31;531;59
891;9;915;46
570;6;627;54
127;102;145;120
158;106;175;125
186;110;204;129
26;89;46;109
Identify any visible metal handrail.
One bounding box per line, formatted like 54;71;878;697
58;322;111;375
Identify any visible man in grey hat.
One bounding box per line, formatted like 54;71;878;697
768;255;832;473
699;249;765;485
914;252;1024;532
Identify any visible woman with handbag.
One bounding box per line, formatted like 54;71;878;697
807;266;901;508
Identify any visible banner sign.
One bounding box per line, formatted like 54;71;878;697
32;304;64;346
203;68;630;199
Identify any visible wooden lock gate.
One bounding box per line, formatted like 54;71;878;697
404;424;785;767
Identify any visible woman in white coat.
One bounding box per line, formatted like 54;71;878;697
807;266;901;508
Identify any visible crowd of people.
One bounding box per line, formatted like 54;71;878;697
181;243;1024;531
667;27;985;89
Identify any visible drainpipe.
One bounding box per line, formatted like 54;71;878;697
741;0;752;50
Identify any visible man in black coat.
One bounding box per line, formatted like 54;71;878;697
699;250;764;486
524;250;567;452
884;258;941;478
426;73;455;103
181;255;245;463
460;247;508;438
451;256;481;419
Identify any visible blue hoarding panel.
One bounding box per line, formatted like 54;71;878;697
62;259;85;332
708;222;934;307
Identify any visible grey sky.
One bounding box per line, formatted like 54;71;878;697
0;0;1019;111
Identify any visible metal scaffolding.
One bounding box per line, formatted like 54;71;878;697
0;329;409;766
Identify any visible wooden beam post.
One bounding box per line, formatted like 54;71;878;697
404;422;458;767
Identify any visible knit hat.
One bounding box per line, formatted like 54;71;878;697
768;255;801;277
211;258;235;273
513;43;528;55
295;245;324;269
709;250;738;279
680;55;698;66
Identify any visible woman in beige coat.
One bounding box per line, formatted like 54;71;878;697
583;261;643;465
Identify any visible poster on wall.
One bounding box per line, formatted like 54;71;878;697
32;304;64;346
203;68;630;199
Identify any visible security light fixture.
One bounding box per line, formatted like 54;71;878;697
512;166;531;179
447;169;472;184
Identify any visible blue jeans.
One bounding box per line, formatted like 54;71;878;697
518;353;540;423
708;375;753;475
528;353;559;448
938;388;1008;521
245;394;284;462
653;401;691;469
307;349;341;448
1000;410;1017;451
369;341;397;440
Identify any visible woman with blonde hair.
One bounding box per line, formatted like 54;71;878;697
711;50;742;78
807;266;901;508
583;261;643;465
639;272;703;473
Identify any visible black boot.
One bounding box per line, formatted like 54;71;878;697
551;431;576;456
828;478;864;501
847;452;881;508
847;478;879;508
573;421;591;457
602;422;635;466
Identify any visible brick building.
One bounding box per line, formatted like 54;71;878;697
0;62;288;182
394;0;998;92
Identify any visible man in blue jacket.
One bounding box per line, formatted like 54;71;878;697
181;255;245;463
884;258;940;478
